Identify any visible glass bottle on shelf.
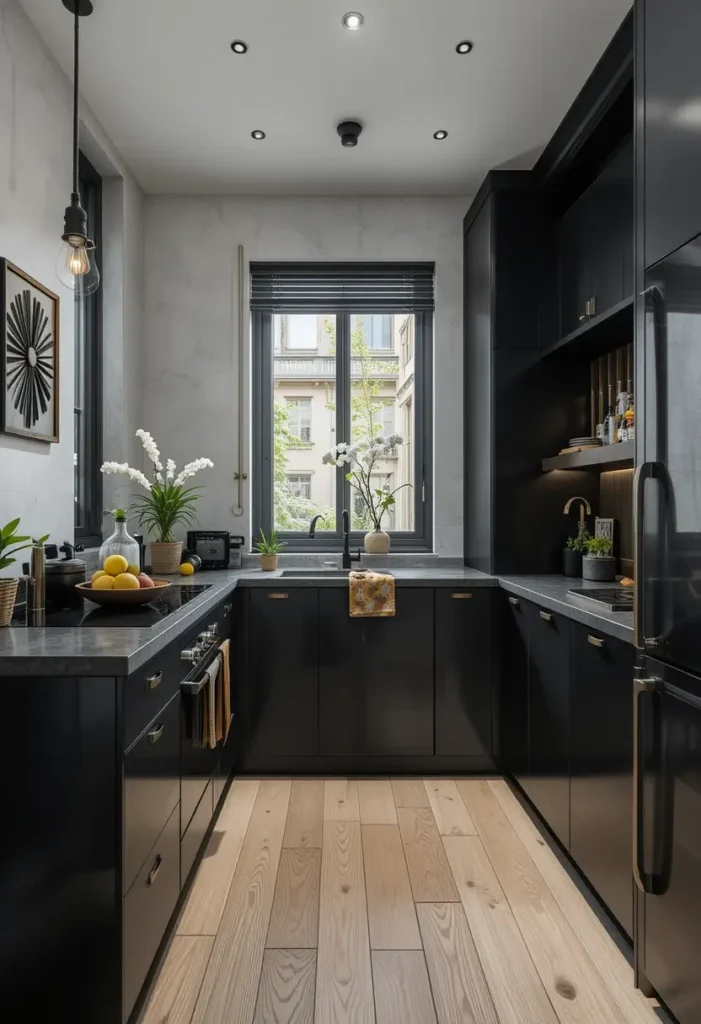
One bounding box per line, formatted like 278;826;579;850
624;394;635;443
605;402;617;445
99;509;140;569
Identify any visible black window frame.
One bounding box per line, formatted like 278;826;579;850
74;152;103;546
251;264;433;551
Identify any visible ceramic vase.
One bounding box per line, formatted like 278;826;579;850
150;541;183;575
582;555;616;582
563;548;583;578
364;528;391;554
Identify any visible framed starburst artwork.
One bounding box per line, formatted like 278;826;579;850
1;260;59;443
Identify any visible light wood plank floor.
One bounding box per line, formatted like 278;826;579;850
142;778;661;1024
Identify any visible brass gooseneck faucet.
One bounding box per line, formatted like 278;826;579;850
563;495;592;527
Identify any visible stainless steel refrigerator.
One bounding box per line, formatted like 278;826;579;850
634;238;701;1021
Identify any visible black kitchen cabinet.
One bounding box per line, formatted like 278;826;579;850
559;194;593;337
319;588;434;756
435;589;494;768
570;622;634;937
499;594;529;785
525;604;570;850
641;0;701;268
247;588;319;758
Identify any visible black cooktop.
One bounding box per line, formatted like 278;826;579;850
567;587;634;612
13;584;213;629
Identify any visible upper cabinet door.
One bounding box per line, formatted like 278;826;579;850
643;0;701;268
590;137;634;313
559;195;593;336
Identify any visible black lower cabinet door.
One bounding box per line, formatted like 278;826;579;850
642;660;701;1024
499;594;529;784
570;624;634;937
435;589;493;767
247;588;319;758
319;588;434;756
524;605;570;850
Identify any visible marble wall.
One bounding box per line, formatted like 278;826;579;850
0;0;143;563
143;196;469;555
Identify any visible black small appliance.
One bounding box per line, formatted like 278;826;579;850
186;531;244;569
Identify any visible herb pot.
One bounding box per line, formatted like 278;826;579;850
149;541;183;575
0;578;18;627
582;555;616;582
563;548;583;578
259;554;278;572
364;528;391;555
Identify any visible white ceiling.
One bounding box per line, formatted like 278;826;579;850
20;0;631;195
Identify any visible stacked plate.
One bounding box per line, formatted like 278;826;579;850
569;436;602;446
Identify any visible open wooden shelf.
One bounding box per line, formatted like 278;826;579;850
542;440;634;472
542;295;634;359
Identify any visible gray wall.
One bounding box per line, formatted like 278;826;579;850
143;195;469;555
0;0;144;562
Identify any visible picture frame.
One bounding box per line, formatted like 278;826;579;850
595;516;615;543
0;259;60;443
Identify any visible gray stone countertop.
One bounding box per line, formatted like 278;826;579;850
497;576;634;644
0;567;634;676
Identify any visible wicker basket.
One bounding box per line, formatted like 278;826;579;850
149;541;183;575
0;578;19;627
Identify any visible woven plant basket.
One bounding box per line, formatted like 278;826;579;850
149;541;183;575
0;578;19;627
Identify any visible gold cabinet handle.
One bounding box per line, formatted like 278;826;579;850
508;597;519;606
540;611;553;622
268;592;288;600
451;592;473;599
146;670;162;690
147;854;162;887
587;635;605;648
147;723;165;744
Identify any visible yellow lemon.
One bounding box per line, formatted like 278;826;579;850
127;564;140;577
113;572;140;590
92;574;115;590
91;569;107;583
179;562;195;576
103;554;129;577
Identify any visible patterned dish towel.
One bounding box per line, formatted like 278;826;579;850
349;570;396;618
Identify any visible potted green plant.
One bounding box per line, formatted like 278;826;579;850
0;518;33;626
582;535;615;582
101;430;213;575
253;529;285;571
563;528;590;577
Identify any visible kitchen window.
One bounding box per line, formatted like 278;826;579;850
251;262;433;549
74;153;102;545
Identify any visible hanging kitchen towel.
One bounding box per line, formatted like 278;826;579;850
219;638;233;743
349;569;396;618
203;654;221;750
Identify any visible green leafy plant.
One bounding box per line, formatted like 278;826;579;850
253;529;286;556
0;519;32;573
566;528;591;553
585;536;613;558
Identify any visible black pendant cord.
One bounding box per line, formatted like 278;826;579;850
72;5;80;197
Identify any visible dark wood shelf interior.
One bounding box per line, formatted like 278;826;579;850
542;440;634;472
543;295;634;359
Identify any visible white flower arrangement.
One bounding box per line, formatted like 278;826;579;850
322;433;410;531
100;431;213;542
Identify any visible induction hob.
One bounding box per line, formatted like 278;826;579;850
567;586;634;612
12;583;213;628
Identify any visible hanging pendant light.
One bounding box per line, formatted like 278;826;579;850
56;0;99;297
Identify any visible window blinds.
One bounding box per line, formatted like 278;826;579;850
250;262;435;312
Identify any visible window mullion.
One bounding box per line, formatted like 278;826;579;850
336;310;351;532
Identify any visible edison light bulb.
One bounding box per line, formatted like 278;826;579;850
56;235;100;296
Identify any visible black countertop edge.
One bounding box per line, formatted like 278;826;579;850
497;576;634;644
0;570;635;675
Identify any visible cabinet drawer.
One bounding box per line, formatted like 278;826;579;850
123;640;182;751
123;694;180;894
123;802;180;1024
181;778;213;889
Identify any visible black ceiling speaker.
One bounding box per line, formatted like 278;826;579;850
337;121;363;148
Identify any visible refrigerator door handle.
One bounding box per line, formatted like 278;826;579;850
634;462;656;648
633;675;657;894
634;675;673;897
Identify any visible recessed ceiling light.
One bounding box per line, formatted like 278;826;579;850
342;12;364;30
456;40;473;54
230;40;248;54
433;130;448;140
251;130;266;140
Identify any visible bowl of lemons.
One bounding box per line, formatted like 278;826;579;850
76;554;172;608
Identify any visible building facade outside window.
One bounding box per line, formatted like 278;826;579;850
287;474;312;500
